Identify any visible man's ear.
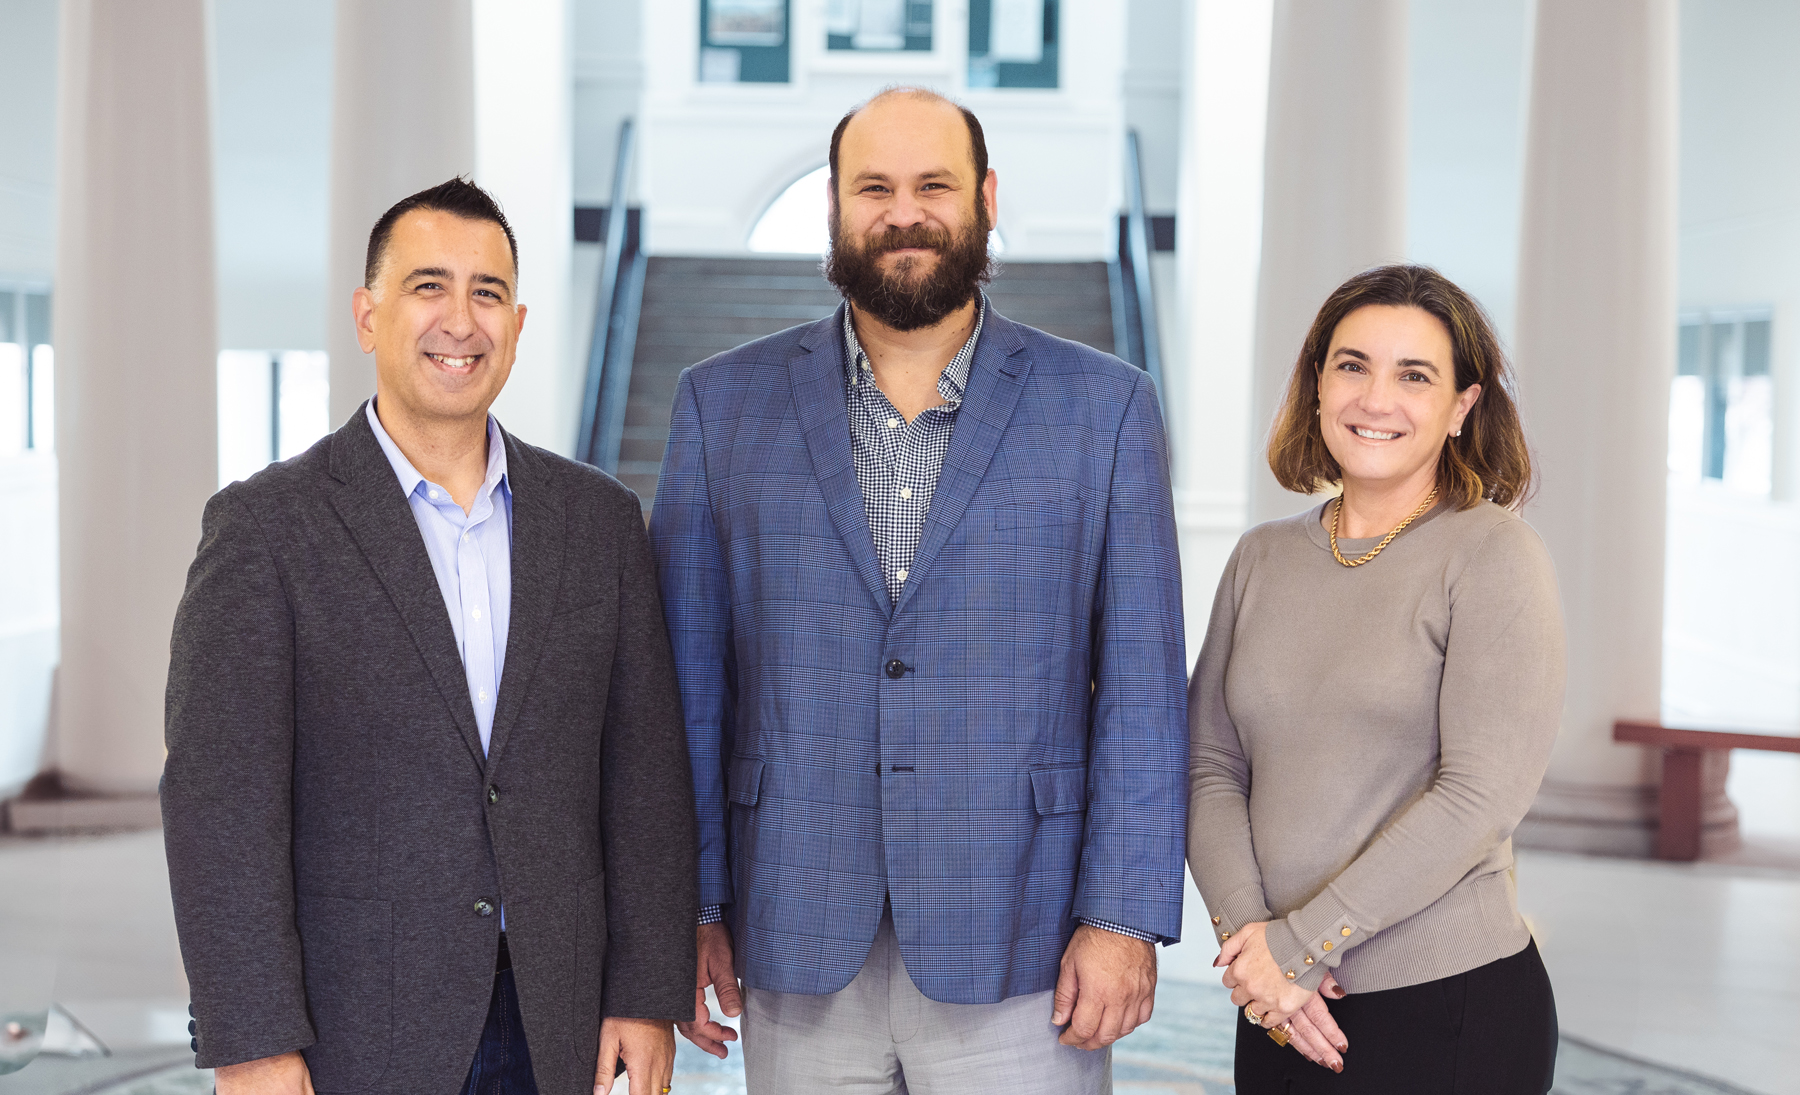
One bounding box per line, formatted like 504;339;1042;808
351;286;378;354
982;167;999;227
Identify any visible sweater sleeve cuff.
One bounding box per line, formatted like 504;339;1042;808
1202;883;1275;946
1270;889;1368;993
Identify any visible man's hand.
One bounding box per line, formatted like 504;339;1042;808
676;922;742;1058
1051;924;1157;1050
213;1051;314;1095
594;1017;673;1095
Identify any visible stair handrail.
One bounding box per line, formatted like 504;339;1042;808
577;118;636;468
1122;128;1164;396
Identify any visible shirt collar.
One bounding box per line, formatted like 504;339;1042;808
365;398;508;504
842;293;987;405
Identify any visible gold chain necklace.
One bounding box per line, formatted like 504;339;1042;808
1329;488;1438;568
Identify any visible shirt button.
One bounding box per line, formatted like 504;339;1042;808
478;689;488;702
899;487;913;500
471;607;482;619
428;489;440;500
896;568;909;582
474;899;494;917
886;417;901;429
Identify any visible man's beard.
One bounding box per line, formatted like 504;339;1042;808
823;201;995;332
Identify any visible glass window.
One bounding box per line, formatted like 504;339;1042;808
0;289;53;452
217;349;331;489
968;0;1058;89
828;0;933;52
699;0;791;83
1670;312;1773;496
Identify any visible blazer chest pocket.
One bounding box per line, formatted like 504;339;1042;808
998;482;1080;535
1030;765;1087;816
728;756;765;806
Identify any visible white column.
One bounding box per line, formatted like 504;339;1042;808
1171;0;1273;658
1513;1;1692;856
474;0;576;456
52;0;217;795
1247;0;1408;525
325;0;475;429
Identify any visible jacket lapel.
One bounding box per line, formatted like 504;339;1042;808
485;431;564;767
327;404;486;771
893;312;1032;618
790;306;892;615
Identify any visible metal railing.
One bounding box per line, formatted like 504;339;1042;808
576;119;647;472
1107;129;1164;397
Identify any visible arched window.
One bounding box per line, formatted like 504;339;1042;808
748;164;1007;255
748;165;831;253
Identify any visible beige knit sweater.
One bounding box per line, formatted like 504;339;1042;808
1186;500;1565;994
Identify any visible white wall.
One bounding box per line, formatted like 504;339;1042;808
0;0;58;283
573;0;644;205
211;0;334;352
1405;0;1528;345
0;0;59;799
638;0;1126;259
1662;1;1800;729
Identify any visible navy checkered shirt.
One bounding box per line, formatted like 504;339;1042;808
700;295;1155;946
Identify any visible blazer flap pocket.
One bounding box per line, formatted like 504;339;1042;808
999;484;1079;529
1030;765;1087;815
728;756;766;806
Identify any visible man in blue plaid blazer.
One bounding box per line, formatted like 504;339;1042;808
650;89;1188;1093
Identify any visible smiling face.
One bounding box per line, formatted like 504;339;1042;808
353;209;525;429
824;93;997;330
1316;304;1480;495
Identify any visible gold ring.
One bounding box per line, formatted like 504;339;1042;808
1244;1003;1263;1026
1268;1022;1292;1048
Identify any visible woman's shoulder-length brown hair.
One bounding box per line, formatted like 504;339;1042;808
1267;264;1534;511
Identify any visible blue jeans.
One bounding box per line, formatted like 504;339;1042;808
461;944;539;1095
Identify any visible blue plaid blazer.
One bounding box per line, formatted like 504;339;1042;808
648;303;1188;1005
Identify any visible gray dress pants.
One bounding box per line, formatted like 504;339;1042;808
741;911;1111;1094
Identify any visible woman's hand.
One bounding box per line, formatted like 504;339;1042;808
1216;921;1313;1022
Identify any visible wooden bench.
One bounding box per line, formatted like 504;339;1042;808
1613;720;1800;861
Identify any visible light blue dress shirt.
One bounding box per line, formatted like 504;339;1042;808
365;400;513;756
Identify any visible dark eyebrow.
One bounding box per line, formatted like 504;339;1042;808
1330;347;1441;376
402;267;453;283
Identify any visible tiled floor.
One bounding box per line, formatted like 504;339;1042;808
1;813;1796;1095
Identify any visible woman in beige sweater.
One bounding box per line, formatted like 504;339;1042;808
1188;265;1564;1093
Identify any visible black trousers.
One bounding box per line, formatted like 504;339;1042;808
1234;938;1558;1095
460;934;540;1095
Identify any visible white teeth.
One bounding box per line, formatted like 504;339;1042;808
429;354;477;367
1352;426;1401;440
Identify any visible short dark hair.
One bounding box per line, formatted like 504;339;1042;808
364;177;518;290
1267;264;1535;511
828;87;989;194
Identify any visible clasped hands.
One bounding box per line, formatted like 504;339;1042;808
1218;921;1349;1074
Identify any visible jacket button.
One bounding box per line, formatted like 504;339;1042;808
474;899;495;917
885;659;908;679
487;786;500;805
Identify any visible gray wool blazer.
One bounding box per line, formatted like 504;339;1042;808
161;404;697;1095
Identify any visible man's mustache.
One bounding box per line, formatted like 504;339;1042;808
864;226;951;254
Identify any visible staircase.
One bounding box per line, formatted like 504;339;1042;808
616;257;1118;509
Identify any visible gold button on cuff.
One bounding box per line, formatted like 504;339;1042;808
1304;956;1315;965
1322;941;1334;951
1285;970;1296;980
1341;927;1353;937
1220;931;1231;941
1212;916;1222;925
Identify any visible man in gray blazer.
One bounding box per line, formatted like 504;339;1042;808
161;178;696;1095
